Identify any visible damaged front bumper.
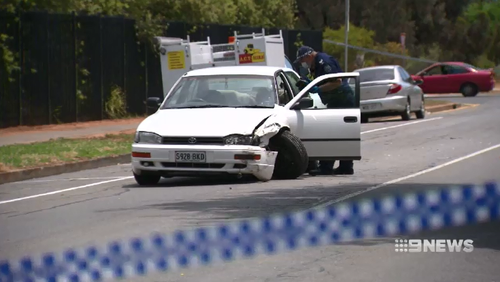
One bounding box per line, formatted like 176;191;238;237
131;143;278;181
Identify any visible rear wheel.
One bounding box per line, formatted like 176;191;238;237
134;173;161;186
269;130;308;179
401;100;411;121
461;83;478;97
415;96;425;119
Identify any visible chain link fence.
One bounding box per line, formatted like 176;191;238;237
323;39;437;75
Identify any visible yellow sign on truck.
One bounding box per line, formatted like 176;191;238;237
167;51;185;70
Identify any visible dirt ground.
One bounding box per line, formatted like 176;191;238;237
0;117;145;137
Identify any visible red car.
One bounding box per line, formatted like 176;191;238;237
411;62;496;97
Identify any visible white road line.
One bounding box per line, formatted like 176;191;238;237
314;143;500;209
0;176;134;205
25;177;131;183
361;117;443;135
0;116;443;205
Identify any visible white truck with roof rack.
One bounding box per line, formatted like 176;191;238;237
155;29;287;96
130;30;361;185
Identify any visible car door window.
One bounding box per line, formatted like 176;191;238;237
283;71;301;96
427;66;443;76
275;73;293;105
447;65;469;74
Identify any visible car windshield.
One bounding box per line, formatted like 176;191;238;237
161;75;277;109
357;68;395;82
285;56;294;70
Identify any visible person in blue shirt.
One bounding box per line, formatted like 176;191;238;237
294;46;355;175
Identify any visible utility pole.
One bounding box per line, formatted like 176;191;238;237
401;32;406;68
344;0;350;71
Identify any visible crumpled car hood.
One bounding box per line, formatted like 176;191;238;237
137;108;277;137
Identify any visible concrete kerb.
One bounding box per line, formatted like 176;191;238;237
369;102;465;122
426;102;462;112
0;103;470;185
0;154;131;185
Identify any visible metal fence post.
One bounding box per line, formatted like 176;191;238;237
145;44;148;114
18;9;23;126
46;12;52;124
73;12;78;122
344;0;349;71
99;15;104;120
123;17;126;106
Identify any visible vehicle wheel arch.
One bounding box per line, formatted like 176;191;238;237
460;82;478;97
268;129;308;179
277;126;291;134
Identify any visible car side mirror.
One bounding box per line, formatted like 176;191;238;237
146;97;163;109
291;96;314;110
414;79;424;85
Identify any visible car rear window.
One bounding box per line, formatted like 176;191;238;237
462;63;480;70
358;68;395;82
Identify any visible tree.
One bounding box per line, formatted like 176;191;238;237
323;24;377;70
461;0;500;65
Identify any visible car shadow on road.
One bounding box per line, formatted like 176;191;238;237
122;174;349;189
116;181;500;251
367;118;405;124
122;175;259;188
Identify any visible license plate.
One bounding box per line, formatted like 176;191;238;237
175;151;206;163
362;104;378;110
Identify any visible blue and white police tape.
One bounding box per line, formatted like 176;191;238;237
1;182;499;282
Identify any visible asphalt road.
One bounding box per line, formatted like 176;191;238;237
1;94;500;282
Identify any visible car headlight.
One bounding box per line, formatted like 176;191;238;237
223;134;259;145
134;131;162;144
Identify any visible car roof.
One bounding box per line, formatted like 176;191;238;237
441;62;467;66
184;66;286;77
354;65;398;71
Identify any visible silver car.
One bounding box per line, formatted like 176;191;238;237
355;65;426;123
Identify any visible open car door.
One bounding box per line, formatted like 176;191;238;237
283;72;361;161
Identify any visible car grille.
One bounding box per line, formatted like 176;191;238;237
161;162;225;169
161;137;224;145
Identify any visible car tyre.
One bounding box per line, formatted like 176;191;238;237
134;173;161;186
269;130;308;179
401;100;411;121
415;96;425;119
461;83;478;97
361;114;369;123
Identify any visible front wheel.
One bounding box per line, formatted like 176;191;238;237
269;130;308;179
134;173;161;186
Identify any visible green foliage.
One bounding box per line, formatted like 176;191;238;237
0;33;20;82
294;32;304;48
144;0;296;28
461;1;500;64
322;23;435;73
323;24;377;71
473;54;496;69
105;85;128;119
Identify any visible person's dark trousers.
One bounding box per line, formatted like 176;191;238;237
318;84;355;175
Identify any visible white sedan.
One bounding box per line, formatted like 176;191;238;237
131;66;361;185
